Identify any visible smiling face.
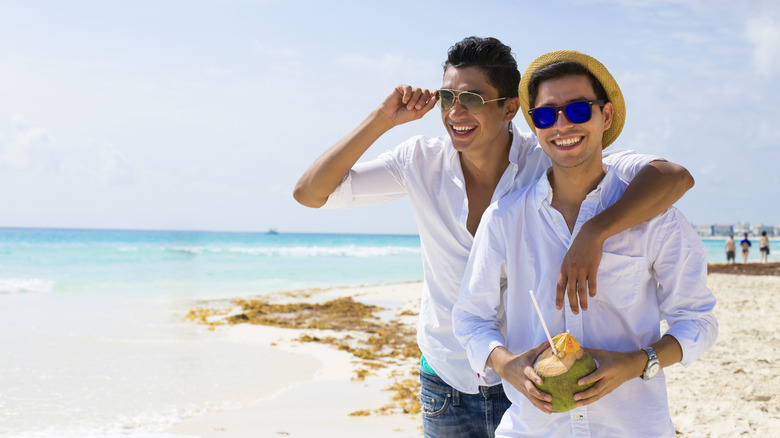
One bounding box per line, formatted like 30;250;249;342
440;66;518;156
533;74;613;171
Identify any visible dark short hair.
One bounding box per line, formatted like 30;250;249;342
527;61;608;108
443;36;520;102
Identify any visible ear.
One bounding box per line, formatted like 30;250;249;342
601;101;614;131
503;97;520;122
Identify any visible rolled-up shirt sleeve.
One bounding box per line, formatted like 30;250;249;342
603;149;664;182
652;208;718;366
322;147;408;209
453;204;509;375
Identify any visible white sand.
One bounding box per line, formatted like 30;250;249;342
666;273;780;437
166;283;424;437
167;274;780;437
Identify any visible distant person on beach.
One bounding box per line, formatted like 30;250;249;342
725;235;736;264
760;231;770;263
293;37;694;437
453;50;718;437
741;232;751;263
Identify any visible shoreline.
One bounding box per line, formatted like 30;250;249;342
167;282;425;437
168;268;780;437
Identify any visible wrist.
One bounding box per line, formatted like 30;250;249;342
370;108;398;131
631;349;648;378
487;346;510;377
581;216;610;243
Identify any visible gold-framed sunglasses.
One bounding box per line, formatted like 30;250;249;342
436;89;507;114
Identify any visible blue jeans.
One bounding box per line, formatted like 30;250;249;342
420;370;511;438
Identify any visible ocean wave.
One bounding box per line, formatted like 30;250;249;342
0;278;54;294
163;246;203;255
153;245;420;258
228;245;422;258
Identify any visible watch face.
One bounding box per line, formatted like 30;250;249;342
645;362;660;379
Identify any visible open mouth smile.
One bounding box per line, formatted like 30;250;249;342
552;136;583;148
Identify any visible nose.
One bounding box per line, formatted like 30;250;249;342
553;109;572;128
449;100;469;118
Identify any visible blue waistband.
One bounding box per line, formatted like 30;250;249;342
420;354;437;376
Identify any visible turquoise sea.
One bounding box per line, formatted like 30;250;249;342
0;227;773;436
0;228;424;437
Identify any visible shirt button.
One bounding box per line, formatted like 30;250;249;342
553;217;558;223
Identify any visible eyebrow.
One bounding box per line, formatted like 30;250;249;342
537;96;595;107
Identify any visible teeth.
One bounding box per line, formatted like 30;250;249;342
453;126;475;133
553;137;581;146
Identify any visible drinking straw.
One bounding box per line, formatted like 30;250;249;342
529;289;557;356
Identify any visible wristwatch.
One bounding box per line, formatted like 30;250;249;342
641;346;660;380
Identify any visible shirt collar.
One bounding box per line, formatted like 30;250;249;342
533;164;622;211
444;122;522;172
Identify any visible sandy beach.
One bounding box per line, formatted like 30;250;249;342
167;265;780;437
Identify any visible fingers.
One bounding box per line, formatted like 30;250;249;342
397;85;437;110
522;374;552;413
558;265;596;313
576;271;588;311
587;265;598;298
555;273;566;310
566;273;580;314
573;383;604;406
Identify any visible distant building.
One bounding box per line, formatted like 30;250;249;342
751;224;775;236
733;222;750;236
695;224;734;237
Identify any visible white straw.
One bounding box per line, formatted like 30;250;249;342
529;289;558;356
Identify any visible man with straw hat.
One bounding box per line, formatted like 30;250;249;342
295;37;695;437
454;50;718;437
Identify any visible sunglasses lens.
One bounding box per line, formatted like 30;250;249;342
531;108;557;129
565;102;593;124
437;90;455;111
458;92;484;113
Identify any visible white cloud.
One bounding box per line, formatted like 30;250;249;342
98;148;134;186
0;116;134;186
336;53;438;80
255;43;304;76
0;115;54;172
746;15;780;76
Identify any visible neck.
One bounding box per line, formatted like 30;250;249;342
459;124;513;182
549;159;606;232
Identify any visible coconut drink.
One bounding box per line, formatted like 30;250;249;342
533;332;597;412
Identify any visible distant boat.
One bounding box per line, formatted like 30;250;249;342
266;228;279;235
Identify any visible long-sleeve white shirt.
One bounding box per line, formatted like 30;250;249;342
323;123;660;394
453;167;718;436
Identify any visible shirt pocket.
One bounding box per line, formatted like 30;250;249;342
592;252;646;310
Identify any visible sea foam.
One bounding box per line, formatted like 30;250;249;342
0;278;54;294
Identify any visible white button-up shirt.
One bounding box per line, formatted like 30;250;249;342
453;167;718;436
323;124;660;394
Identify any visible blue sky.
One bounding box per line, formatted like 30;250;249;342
0;0;778;234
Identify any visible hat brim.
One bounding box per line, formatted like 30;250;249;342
518;50;625;149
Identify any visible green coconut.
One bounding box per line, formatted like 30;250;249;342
533;332;597;412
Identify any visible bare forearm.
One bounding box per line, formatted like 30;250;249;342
293;109;395;207
651;334;683;370
487;346;512;377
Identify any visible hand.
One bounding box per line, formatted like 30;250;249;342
556;221;606;314
573;348;645;407
377;85;438;126
490;342;553;414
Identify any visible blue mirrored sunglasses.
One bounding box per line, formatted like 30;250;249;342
528;100;605;129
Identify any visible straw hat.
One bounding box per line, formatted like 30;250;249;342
518;50;625;149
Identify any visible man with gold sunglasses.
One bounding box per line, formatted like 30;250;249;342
293;37;694;438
